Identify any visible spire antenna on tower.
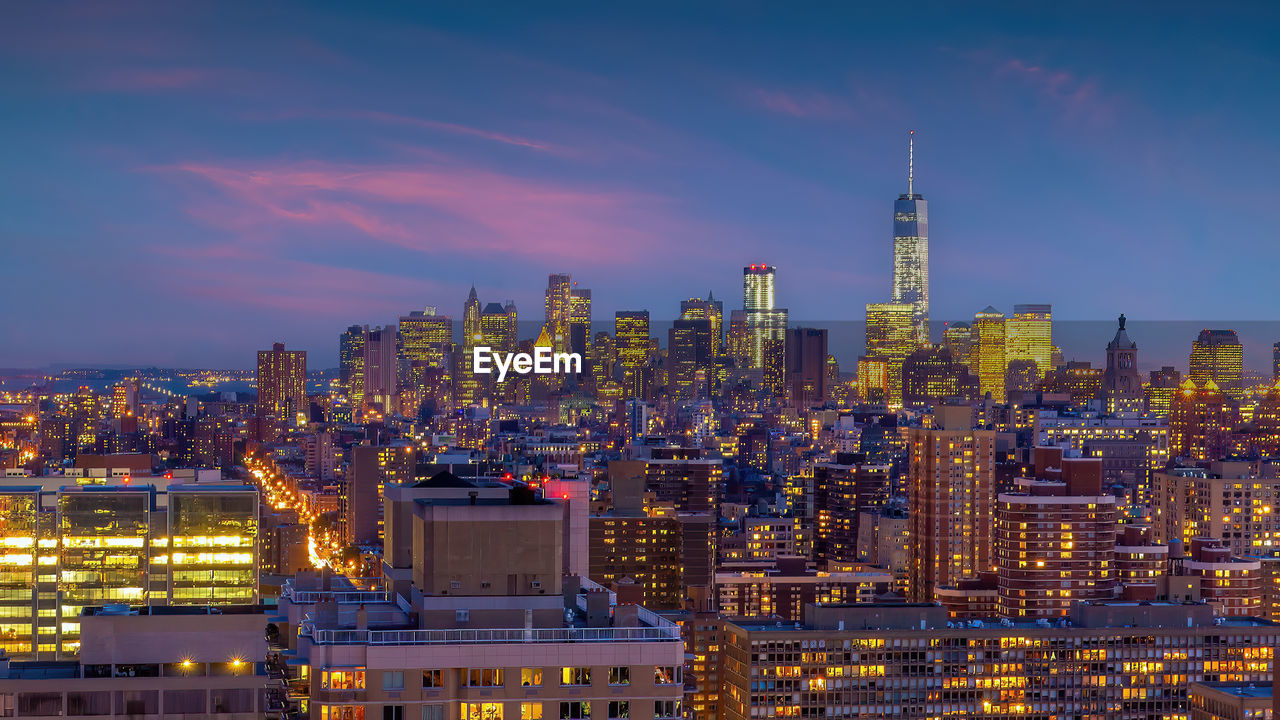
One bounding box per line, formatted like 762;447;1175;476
908;130;915;196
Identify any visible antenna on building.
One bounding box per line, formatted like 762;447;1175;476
908;130;915;196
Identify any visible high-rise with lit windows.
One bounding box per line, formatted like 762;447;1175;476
256;342;307;423
339;325;366;407
399;308;453;368
892;132;930;344
1169;379;1231;461
907;407;997;602
1005;303;1052;379
864;302;916;407
569;286;592;357
0;477;258;660
616;311;651;399
545;273;576;354
1190;329;1245;400
995;448;1117;619
742;265;788;390
972;306;1007;400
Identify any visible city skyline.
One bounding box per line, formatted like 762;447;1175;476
5;3;1280;367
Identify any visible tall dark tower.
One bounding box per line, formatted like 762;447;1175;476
1103;314;1142;413
892;131;929;344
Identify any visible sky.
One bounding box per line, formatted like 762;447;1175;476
3;1;1280;369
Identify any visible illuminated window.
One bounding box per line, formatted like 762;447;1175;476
608;667;630;685
463;704;503;720
654;666;679;685
521;668;542;687
561;667;590;686
467;669;504;687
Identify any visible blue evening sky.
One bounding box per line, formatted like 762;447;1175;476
2;2;1279;368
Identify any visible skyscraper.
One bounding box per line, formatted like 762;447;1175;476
972;306;1007;400
1005;303;1052;378
892;131;929;344
907;407;997;602
942;322;973;371
615;310;650;399
398;308;452;368
1273;341;1280;382
462;285;482;356
669;318;713;400
742;265;787;393
785;327;828;408
362;326;398;413
339;324;366;407
865;302;916;407
569;286;591;357
545;272;573;354
1189;329;1244;400
1169;379;1230;461
681;293;724;361
256;342;307;422
479;302;516;352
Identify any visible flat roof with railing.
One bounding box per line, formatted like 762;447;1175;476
301;624;680;646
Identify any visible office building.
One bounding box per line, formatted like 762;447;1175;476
742;265;788;392
1005;304;1052;379
0;477;258;659
891;132;930;344
1147;365;1183;417
544;273;573;354
569;287;591;358
864;302;916;407
669;319;714;401
680;294;724;366
785;327;827;409
399;308;454;369
616;311;651;400
972;306;1007;400
942;322;973;371
339;325;366;407
719;602;1277;720
463;285;483;356
1191;329;1245;401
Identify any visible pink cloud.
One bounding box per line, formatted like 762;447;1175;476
997;57;1111;125
354;110;560;152
162;156;707;266
744;88;858;120
88;67;223;91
